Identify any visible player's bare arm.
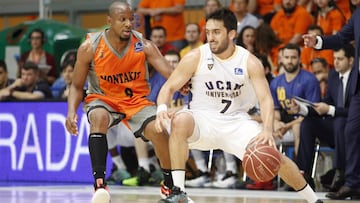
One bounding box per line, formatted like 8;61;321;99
143;39;172;79
65;39;93;135
155;49;200;133
247;54;275;147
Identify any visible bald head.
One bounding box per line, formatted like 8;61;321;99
108;1;131;16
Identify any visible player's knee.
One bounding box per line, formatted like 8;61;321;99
89;109;110;128
171;113;194;133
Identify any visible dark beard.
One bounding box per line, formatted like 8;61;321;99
283;5;296;15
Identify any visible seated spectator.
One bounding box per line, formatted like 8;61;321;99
57;60;75;100
254;23;282;75
313;0;346;35
232;0;260;37
19;28;57;85
149;26;178;56
270;0;314;46
137;0;187;50
0;60;14;90
180;23;203;58
198;0;222;43
310;57;329;99
301;25;334;70
1;61;52;100
236;25;256;53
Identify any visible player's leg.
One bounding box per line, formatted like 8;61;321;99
158;111;196;203
88;107;111;203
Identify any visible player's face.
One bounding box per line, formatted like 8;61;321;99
282;48;300;73
108;5;134;41
334;50;353;75
206;19;230;54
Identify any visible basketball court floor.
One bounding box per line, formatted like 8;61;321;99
0;184;348;203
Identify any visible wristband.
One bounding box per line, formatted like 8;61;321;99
156;104;167;114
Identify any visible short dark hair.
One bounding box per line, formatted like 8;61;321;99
283;43;301;57
164;49;180;59
151;26;167;37
23;61;39;72
0;60;7;72
206;8;237;32
334;44;354;58
310;57;328;67
61;59;75;72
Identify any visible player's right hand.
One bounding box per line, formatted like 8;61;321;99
65;112;78;135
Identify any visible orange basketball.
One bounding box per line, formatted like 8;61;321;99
242;143;281;182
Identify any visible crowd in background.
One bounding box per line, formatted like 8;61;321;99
1;0;359;199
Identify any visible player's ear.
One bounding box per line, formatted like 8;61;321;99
229;29;237;41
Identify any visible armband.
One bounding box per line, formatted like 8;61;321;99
156;104;167;115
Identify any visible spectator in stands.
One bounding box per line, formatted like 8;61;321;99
271;43;321;161
254;23;282;74
236;25;256;53
57;60;75;100
137;0;187;50
1;61;52;100
199;0;222;43
301;25;334;70
20;28;57;85
0;60;14;90
150;26;178;56
313;0;346;36
180;23;203;58
293;44;355;192
232;0;260;37
243;0;282;22
310;57;329;99
270;0;314;46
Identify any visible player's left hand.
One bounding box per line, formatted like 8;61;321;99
252;130;276;148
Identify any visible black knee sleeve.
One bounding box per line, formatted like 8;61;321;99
89;133;108;180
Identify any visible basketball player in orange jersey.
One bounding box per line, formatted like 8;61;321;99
155;8;323;203
65;2;174;203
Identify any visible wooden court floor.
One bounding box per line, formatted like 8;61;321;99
0;184;350;203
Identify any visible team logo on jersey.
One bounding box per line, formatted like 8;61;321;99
134;42;143;52
207;57;214;70
234;67;243;75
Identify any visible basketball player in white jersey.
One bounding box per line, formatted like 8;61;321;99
155;8;323;203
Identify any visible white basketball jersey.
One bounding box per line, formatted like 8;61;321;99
189;44;258;116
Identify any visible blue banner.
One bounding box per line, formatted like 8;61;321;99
0;102;112;183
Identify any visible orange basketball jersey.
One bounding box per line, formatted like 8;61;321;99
85;30;153;120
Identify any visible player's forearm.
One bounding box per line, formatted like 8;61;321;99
67;86;83;114
260;98;274;133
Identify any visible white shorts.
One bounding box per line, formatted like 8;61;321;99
107;122;135;148
179;109;262;161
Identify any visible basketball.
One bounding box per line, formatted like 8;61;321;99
242;143;281;182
